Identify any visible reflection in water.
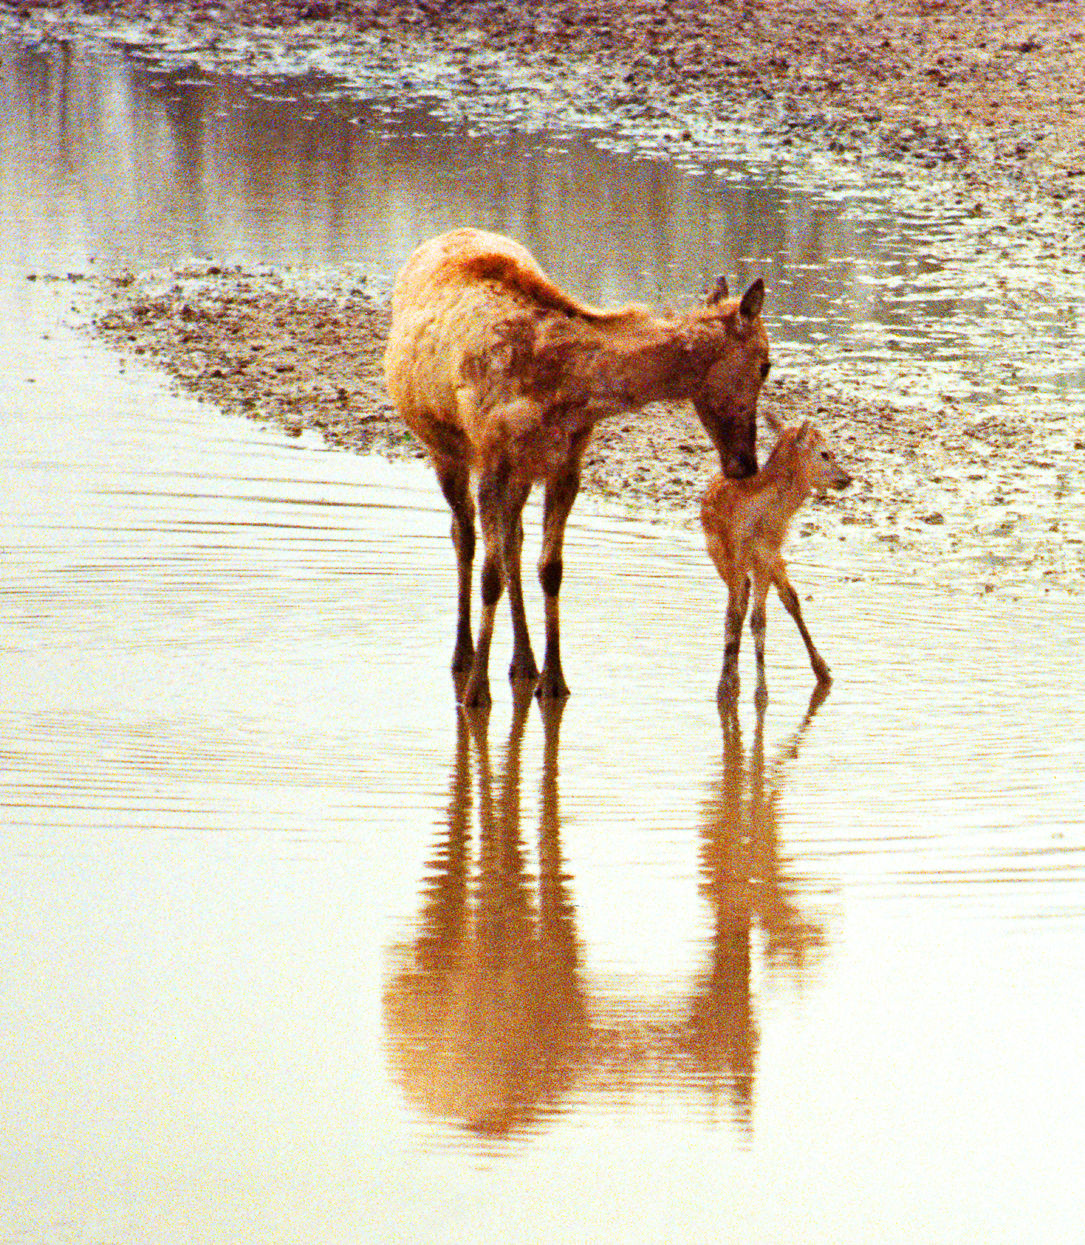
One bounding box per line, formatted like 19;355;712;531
2;33;988;367
384;688;829;1141
383;691;587;1136
690;685;829;1127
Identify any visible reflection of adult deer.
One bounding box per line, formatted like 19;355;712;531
383;693;588;1136
384;689;828;1140
687;686;829;1125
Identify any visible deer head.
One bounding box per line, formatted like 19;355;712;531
693;277;770;480
795;421;852;493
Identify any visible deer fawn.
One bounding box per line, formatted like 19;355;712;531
385;228;771;708
701;421;852;701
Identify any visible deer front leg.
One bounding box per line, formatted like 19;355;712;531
505;511;540;683
461;465;531;709
749;571;772;706
719;574;750;699
774;570;832;685
535;454;584;700
436;460;477;675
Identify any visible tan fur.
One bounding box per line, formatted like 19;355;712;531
701;421;852;700
385;227;771;707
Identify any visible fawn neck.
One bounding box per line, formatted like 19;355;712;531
749;455;813;541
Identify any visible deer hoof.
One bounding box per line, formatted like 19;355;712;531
535;669;570;701
460;676;492;709
451;644;475;675
509;652;540;682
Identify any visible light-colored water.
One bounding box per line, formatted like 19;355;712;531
3;29;1085;1245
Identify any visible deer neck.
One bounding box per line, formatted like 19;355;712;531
751;461;812;540
591;314;716;409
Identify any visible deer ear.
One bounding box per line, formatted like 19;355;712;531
739;277;764;321
797;419;813;444
706;275;730;306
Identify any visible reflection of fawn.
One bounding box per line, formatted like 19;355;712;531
691;685;830;1127
702;421;851;700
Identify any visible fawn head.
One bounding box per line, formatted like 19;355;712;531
692;276;770;480
792;421;852;493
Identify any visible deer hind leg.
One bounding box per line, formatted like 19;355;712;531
461;464;532;709
436;460;477;675
719;573;751;698
774;567;832;685
535;445;586;700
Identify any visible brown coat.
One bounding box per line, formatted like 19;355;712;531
385;228;771;706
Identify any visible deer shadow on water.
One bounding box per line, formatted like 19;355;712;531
382;686;831;1140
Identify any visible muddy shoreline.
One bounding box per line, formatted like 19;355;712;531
9;0;1085;591
90;260;1079;597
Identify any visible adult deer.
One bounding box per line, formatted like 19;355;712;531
701;421;852;702
385;228;771;706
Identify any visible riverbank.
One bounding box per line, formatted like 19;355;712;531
7;0;1085;591
91;258;1079;596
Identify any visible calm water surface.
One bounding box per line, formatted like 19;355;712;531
2;30;1085;1245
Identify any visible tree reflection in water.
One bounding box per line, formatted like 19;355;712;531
383;686;830;1141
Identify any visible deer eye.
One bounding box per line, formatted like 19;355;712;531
821;450;831;460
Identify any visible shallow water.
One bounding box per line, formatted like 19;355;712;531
3;28;1085;1245
3;32;1082;407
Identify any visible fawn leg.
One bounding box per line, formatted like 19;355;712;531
505;510;540;682
749;571;772;706
775;570;832;684
436;460;477;674
535;451;584;700
461;464;531;708
719;574;751;697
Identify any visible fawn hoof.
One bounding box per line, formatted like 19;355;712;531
717;666;740;701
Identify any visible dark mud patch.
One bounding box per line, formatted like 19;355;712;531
92;264;1084;596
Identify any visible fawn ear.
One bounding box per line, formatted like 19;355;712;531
739;277;764;322
796;419;813;445
707;275;730;306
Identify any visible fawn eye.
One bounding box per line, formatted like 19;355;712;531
821;450;831;460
